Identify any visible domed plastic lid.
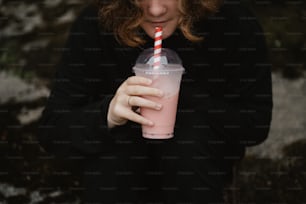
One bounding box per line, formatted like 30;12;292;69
135;48;182;69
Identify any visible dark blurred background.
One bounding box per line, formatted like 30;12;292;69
0;0;305;203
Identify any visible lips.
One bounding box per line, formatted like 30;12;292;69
151;21;166;24
150;21;167;27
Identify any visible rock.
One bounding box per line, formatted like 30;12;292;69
0;3;43;37
43;0;62;8
22;40;49;52
17;107;46;125
0;183;26;198
0;71;49;125
55;10;76;25
0;71;49;105
246;72;306;159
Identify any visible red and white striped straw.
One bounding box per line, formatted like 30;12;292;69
153;26;163;69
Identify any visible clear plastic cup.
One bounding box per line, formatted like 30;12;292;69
133;48;184;139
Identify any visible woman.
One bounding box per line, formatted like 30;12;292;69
38;0;273;203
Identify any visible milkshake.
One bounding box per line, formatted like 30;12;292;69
133;48;184;139
141;93;179;138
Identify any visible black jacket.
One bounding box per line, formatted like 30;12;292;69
37;3;273;203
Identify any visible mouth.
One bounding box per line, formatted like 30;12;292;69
148;20;168;27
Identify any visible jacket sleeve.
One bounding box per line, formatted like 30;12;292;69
198;8;273;147
36;6;116;157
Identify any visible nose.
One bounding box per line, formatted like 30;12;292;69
147;0;166;17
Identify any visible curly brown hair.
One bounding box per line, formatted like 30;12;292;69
97;0;223;47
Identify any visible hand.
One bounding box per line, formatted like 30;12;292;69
107;76;163;128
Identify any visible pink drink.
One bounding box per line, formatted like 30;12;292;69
141;93;179;139
133;48;184;139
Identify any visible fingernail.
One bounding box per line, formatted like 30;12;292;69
155;104;162;110
147;79;152;84
159;91;164;97
147;121;154;126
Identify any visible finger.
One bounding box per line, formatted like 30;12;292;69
135;107;140;114
126;76;152;86
122;109;154;126
126;85;163;97
128;96;162;110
